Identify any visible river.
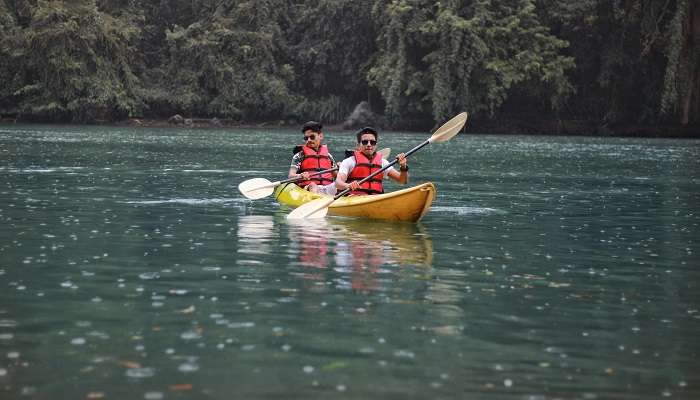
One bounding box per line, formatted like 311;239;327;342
1;124;699;399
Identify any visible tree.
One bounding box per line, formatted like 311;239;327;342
0;1;21;115
660;0;699;126
155;0;295;120
368;0;574;126
8;0;143;122
539;0;698;128
284;0;378;122
0;0;695;132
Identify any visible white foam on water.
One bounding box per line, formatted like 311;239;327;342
124;198;242;205
125;367;155;379
431;206;503;215
0;320;18;328
0;166;86;173
182;169;230;173
236;170;271;175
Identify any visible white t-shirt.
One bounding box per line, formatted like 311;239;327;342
338;156;396;178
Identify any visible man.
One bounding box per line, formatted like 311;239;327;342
335;127;408;195
288;121;337;195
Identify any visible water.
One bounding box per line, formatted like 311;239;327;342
1;124;699;399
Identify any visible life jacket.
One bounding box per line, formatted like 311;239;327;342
297;144;334;187
347;150;384;195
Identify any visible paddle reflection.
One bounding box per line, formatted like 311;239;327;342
287;217;434;292
236;215;276;256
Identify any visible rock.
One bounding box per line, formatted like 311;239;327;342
343;101;381;129
184;118;193;127
168;114;184;125
210;117;222;127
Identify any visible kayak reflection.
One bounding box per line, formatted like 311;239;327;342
286;217;434;292
287;217;433;267
236;215;277;256
235;215;434;291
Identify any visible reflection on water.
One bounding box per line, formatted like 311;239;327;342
237;215;277;256
236;215;434;293
289;217;434;268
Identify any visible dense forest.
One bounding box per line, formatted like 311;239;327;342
0;0;697;135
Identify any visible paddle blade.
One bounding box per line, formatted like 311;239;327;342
379;147;391;159
287;197;334;220
429;112;468;143
238;178;276;200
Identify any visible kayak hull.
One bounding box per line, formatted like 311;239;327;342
274;182;436;222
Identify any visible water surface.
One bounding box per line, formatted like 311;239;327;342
1;124;699;399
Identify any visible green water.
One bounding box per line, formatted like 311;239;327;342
1;124;699;399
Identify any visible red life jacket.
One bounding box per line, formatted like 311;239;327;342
347;150;384;195
298;144;334;187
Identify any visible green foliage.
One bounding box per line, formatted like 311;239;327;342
157;1;294;120
538;0;697;126
369;0;574;124
0;2;20;111
288;0;376;100
660;0;686;117
0;0;695;130
2;0;143;122
293;95;353;124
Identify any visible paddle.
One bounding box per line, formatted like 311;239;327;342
287;112;468;220
238;147;391;200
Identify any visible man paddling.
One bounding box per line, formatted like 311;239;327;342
288;121;337;195
335;127;408;195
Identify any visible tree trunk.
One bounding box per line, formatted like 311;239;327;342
681;0;699;125
681;67;693;126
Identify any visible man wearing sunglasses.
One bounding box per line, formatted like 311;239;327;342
288;121;338;195
335;127;408;195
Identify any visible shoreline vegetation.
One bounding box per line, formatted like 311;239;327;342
1;1;698;138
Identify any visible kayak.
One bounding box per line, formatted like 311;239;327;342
273;182;436;222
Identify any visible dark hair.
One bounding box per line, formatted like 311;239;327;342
355;126;378;143
301;121;322;133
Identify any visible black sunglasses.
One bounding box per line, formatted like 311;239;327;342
360;139;377;146
303;134;316;141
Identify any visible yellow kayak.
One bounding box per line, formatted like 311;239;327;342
273;182;436;222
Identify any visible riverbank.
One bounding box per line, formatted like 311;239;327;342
2;115;698;138
108;115;700;138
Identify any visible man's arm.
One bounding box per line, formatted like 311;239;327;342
288;152;309;179
386;153;408;184
335;158;359;191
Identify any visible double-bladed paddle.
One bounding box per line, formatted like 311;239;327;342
238;147;391;200
286;112;468;220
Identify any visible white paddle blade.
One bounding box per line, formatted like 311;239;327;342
287;197;334;220
429;112;468;143
238;178;276;199
379;147;391;159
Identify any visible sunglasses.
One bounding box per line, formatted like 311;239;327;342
360;139;377;146
303;134;316;141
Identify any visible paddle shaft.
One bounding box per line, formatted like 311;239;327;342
333;140;429;200
282;167;337;185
